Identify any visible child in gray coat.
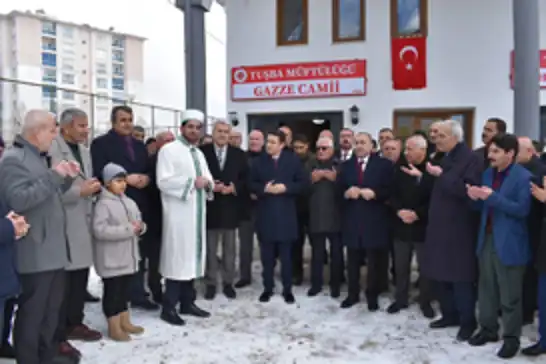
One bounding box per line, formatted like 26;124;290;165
92;163;146;342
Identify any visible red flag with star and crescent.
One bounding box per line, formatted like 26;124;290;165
391;36;427;90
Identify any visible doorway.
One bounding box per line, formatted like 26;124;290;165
247;111;344;151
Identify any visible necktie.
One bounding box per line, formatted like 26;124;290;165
125;137;134;161
358;158;365;184
217;148;225;169
342;151;347;161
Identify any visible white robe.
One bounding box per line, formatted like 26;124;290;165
157;139;213;281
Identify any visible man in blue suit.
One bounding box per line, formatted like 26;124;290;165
249;131;307;304
337;132;393;311
466;133;531;359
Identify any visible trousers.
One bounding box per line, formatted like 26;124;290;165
261;241;292;293
309;232;343;290
14;269;65;364
55;268;89;341
436;280;476;328
205;229;236;286
163;279;196;311
102;274;133;318
238;216;256;282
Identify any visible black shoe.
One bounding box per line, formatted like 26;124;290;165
131;298;159;310
307;287;322;297
293;275;303;286
283;291;295;304
468;331;499;346
259;291;273;303
419;303;435;319
160;309;186;326
497;338;520;359
429;317;459;329
234;279;251;289
179;303;211;318
521;343;546;356
330;286;340;298
0;342;15;359
386;302;408;314
223;285;236;299
340;296;359;309
84;291;100;303
204;285;216;300
456;325;476;342
367;296;379;312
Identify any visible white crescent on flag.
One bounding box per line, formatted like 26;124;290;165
399;46;419;61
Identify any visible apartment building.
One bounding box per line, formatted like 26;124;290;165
0;9;145;142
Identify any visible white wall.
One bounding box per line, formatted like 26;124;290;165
226;0;546;147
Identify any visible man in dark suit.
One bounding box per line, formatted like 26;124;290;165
201;121;248;300
517;136;546;324
335;128;355;162
235;129;265;288
145;131;175;304
90;105;158;310
249;131;307;304
337;132;393;311
423;120;483;342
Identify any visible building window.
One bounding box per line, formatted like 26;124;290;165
41;53;57;67
112;50;124;62
112;77;124;90
41;37;57;51
62;58;74;71
62;91;75;100
62;73;75;85
42;68;57;83
390;0;428;37
96;78;108;89
42;86;57;98
62;27;74;39
392;108;474;147
333;0;365;42
112;64;124;76
42;21;56;36
96;63;107;74
276;0;308;46
96;93;110;104
112;36;125;48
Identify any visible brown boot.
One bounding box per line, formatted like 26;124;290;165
107;315;131;342
119;310;144;335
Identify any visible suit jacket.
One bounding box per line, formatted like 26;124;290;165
337;154;393;249
0;135;73;274
390;159;433;242
249;149;307;243
239;150;264;221
475;164;531;266
49;136;94;270
521;156;546;259
145;152;162;239
90;129;150;216
201;144;248;229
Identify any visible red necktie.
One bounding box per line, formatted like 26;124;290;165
357;159;364;184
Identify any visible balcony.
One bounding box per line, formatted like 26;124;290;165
42;21;56;36
41;37;57;52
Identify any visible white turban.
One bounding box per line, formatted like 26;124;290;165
181;109;205;125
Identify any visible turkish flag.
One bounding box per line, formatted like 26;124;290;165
391;37;427;90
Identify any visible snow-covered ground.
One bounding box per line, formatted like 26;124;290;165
1;265;543;364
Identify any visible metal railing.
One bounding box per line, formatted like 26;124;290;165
0;77;218;142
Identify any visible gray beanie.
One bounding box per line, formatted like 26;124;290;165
102;163;127;183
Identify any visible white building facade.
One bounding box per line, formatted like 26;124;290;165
226;0;546;148
0;10;145;142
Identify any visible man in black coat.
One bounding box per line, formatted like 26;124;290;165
517;137;546;324
145;131;175;304
235;130;265;288
388;135;435;319
201;121;248;300
474;118;507;170
90;105;158;310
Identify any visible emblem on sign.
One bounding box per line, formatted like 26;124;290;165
233;68;248;83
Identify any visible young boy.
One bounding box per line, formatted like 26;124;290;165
92;163;146;341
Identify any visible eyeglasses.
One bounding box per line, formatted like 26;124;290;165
316;146;329;151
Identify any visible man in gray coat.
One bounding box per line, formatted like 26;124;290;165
0;109;80;364
50;108;102;361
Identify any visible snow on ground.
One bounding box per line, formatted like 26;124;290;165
78;269;541;364
1;265;543;364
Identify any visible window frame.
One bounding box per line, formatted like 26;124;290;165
392;108;474;147
276;0;309;46
332;0;366;43
390;0;428;38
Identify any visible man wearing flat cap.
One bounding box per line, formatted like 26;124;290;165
157;109;214;326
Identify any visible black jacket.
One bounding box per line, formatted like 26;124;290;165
239;150;264;220
522;156;546;268
201;144;248;230
389;159;433;242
